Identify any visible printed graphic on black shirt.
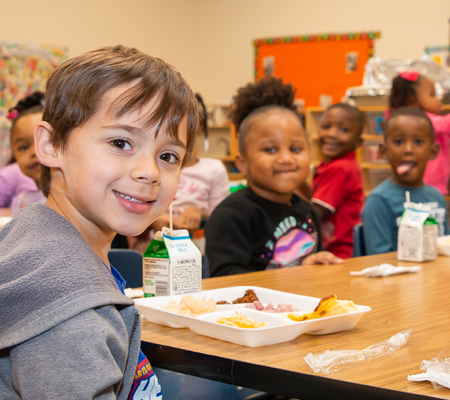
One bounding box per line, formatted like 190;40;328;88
263;214;318;269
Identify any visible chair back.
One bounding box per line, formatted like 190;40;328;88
352;224;366;257
108;249;143;288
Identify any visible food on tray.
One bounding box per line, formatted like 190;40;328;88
216;311;266;329
245;301;299;313
162;295;217;317
215;289;260;305
232;289;260;304
287;295;357;321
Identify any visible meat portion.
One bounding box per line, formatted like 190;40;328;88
232;289;260;304
244;301;299;313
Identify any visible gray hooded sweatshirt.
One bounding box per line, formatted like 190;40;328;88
0;203;141;399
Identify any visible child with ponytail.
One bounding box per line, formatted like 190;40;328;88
389;71;450;194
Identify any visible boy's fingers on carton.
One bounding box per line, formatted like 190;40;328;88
301;251;343;266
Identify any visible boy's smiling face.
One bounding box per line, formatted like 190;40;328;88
36;85;187;241
318;107;362;163
382;115;439;187
235;109;310;204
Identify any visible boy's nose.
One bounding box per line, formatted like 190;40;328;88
404;141;414;153
277;149;295;163
130;157;160;184
325;127;339;138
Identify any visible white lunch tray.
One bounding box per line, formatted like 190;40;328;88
134;286;371;347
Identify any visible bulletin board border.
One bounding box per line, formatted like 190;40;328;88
253;31;381;78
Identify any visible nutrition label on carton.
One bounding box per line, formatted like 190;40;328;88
143;227;202;296
143;257;170;297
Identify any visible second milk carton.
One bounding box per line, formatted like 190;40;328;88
143;227;202;297
397;202;438;262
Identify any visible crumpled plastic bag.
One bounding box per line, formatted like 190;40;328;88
408;348;450;390
303;330;411;374
350;264;420;278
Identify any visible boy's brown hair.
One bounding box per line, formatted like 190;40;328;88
41;45;199;197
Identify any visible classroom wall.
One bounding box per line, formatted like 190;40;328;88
1;0;450;104
190;0;450;103
0;0;196;83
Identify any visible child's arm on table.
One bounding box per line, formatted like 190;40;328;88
302;251;343;265
362;194;396;255
10;306;133;399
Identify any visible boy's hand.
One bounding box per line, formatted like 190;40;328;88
180;206;202;230
301;251;343;265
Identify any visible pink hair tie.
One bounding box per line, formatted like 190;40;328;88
399;70;421;82
6;109;19;120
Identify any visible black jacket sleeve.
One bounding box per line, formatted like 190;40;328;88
205;203;256;277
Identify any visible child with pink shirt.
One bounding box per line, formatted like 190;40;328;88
389;70;450;195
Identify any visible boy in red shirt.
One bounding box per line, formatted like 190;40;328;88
312;103;365;258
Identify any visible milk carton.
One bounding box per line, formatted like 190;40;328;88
143;227;202;297
397;202;438;262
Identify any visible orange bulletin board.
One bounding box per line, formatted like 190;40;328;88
254;32;380;107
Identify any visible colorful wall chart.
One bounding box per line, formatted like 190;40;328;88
254;31;380;108
0;42;69;166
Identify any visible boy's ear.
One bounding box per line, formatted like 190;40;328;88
429;142;440;161
379;142;388;159
35;122;62;168
234;153;248;175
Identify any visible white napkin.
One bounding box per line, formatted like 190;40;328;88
350;263;420;277
124;288;144;298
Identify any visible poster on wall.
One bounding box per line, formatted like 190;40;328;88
254;32;380;108
0;42;69;166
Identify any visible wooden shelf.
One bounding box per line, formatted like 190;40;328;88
220;155;235;162
228;172;246;181
362;134;383;140
360;163;391;170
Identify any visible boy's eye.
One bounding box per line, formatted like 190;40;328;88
393;139;404;145
339;127;349;133
111;139;132;150
414;139;424;145
263;147;276;154
320;124;330;130
160;152;180;164
290;145;303;153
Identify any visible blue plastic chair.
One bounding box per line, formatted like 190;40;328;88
352;224;366;257
107;249;143;288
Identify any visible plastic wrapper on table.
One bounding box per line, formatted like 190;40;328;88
303;330;412;374
345;55;450;101
408;348;450;390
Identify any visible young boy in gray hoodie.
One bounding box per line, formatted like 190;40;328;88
0;45;198;399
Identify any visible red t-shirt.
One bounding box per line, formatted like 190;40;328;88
312;151;363;258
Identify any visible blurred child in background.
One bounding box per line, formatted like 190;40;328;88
7;92;46;214
206;77;342;277
0;92;44;210
363;107;449;255
311;103;364;258
389;71;450;195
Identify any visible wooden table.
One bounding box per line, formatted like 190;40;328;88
141;253;450;399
